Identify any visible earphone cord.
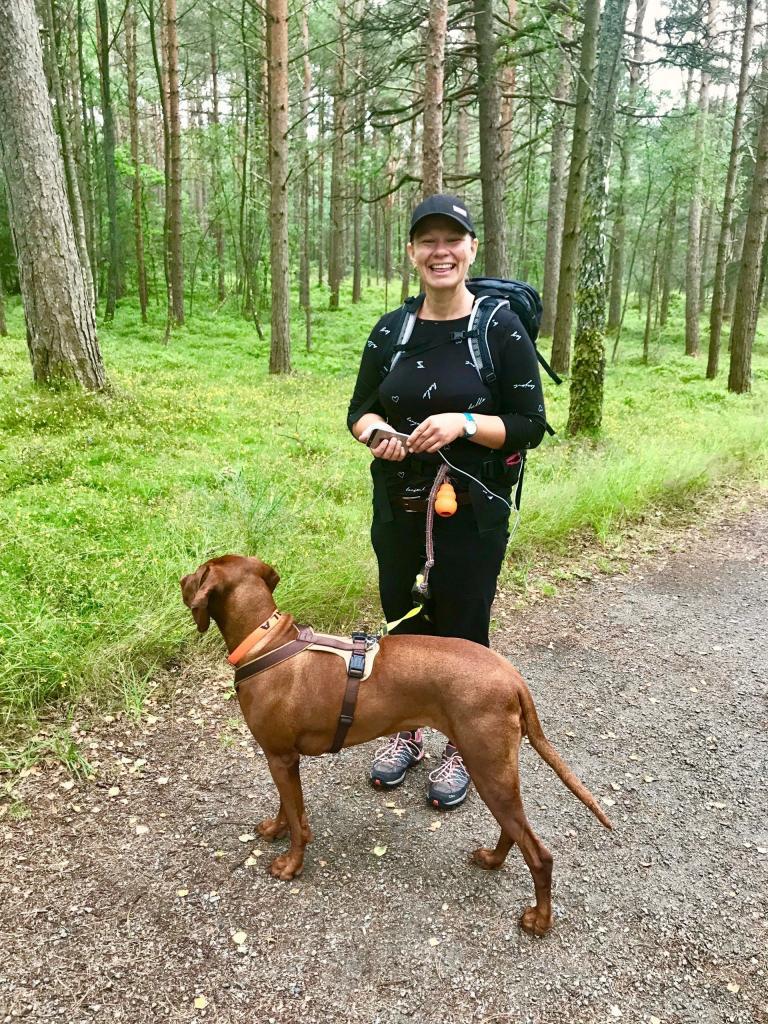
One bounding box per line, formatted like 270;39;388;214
437;450;521;541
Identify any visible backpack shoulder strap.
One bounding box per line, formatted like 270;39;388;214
385;293;423;375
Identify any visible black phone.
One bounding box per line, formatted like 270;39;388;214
366;427;411;450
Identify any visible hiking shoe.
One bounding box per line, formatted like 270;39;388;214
370;730;425;788
428;743;470;809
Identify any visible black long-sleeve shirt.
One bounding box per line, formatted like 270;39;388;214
347;306;546;529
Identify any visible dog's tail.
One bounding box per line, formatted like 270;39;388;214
517;679;613;830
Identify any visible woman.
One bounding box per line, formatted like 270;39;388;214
347;194;546;809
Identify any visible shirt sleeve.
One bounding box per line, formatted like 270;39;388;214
346;315;389;432
489;309;547;453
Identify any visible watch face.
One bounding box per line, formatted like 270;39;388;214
465;416;477;436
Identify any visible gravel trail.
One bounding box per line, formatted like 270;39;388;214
2;503;766;1024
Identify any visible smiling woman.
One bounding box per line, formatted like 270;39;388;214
346;194;547;810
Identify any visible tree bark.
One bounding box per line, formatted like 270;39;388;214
401;117;420;303
474;0;508;275
165;0;184;325
422;0;448;196
728;49;768;394
0;0;105;388
328;0;347;309
95;0;119;319
499;0;517;179
550;0;601;374
126;0;148;321
567;0;631;436
299;5;312;347
317;89;325;289
209;17;226;304
685;0;717;357
539;15;572;338
42;0;94;311
351;1;365;303
708;0;754;378
607;0;648;332
266;0;290;372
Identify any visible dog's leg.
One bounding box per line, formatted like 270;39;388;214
257;801;289;841
263;751;312;881
460;727;554;936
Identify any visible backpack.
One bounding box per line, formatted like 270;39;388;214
356;277;560;431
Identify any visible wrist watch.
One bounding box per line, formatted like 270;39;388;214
462;412;477;438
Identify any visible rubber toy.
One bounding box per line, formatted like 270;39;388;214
435;480;457;517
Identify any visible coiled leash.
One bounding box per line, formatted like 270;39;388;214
384;464;454;634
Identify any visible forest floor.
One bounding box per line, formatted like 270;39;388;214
1;495;767;1024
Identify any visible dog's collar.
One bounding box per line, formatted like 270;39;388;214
227;611;284;666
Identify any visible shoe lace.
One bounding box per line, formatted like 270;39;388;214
428;750;466;784
374;733;420;766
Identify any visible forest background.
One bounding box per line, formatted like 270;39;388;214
0;0;767;759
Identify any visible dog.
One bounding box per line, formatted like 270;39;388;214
181;554;612;936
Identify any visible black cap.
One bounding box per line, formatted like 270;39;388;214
409;194;476;239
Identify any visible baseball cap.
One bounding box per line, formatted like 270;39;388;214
409;195;476;238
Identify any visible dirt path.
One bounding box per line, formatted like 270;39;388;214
2;504;767;1024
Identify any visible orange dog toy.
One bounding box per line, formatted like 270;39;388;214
435;480;457;517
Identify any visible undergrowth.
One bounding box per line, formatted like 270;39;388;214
0;283;766;739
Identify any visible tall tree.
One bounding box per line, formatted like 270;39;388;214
539;16;573;338
728;48;768;394
266;0;290;372
126;0;149;322
209;16;226;305
684;0;717;357
299;6;313;342
95;0;119;319
707;0;754;378
567;0;632;435
165;0;185;325
0;0;105;388
422;0;448;196
549;0;601;374
328;0;348;309
474;0;508;275
607;0;648;333
41;0;94;309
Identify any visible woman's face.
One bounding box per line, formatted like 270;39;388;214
407;215;478;294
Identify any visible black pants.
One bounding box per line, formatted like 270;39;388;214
371;505;509;648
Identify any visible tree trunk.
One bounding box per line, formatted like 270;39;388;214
266;0;290;372
567;0;631;436
299;6;312;347
499;0;517;179
708;0;754;377
209;18;226;304
126;0;148;321
401;118;420;303
607;0;648;332
317;89;325;289
164;0;184;325
685;0;717;357
351;2;365;303
539;15;572;338
550;0;601;374
728;49;768;394
0;273;7;337
474;0;508;275
328;0;347;310
0;0;105;388
95;0;119;319
422;0;447;196
42;0;94;311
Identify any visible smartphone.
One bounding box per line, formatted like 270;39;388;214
366;427;411;450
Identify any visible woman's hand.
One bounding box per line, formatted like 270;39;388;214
358;420;408;462
407;413;466;454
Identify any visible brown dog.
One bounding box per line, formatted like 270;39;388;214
181;554;612;936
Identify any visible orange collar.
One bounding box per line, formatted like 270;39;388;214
227;611;284;666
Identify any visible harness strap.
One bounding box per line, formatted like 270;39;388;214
234;626;315;687
328;632;368;754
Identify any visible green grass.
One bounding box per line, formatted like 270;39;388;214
1;283;767;736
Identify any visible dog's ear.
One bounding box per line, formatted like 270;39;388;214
180;564;217;633
263;565;280;592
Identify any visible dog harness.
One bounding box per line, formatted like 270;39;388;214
231;619;380;754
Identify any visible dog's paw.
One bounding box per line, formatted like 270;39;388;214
519;905;553;937
258;817;289;841
471;847;506;870
269;852;304;881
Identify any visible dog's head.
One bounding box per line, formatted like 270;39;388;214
180;555;280;633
